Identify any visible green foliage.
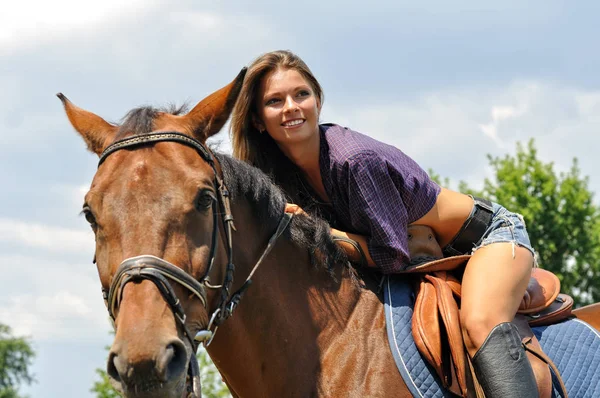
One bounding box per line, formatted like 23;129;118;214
440;139;600;306
91;344;231;398
0;324;35;398
91;352;121;398
427;169;450;188
197;347;232;398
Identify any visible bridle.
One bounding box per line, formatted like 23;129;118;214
96;132;293;397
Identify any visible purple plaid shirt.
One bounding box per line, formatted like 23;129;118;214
319;124;441;273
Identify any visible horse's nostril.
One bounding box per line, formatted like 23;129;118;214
107;351;123;382
156;340;188;382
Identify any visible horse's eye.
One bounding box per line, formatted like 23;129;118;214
82;206;97;226
407;233;413;240
428;234;433;241
196;190;216;211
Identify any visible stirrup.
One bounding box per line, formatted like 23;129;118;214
471;322;539;398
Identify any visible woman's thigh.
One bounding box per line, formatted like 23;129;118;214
459;203;535;352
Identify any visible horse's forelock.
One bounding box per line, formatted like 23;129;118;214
114;104;190;141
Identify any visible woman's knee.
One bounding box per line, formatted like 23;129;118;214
460;309;504;352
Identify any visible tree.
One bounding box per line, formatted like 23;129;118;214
90;350;120;398
197;347;232;398
92;344;231;398
433;139;600;306
0;324;35;398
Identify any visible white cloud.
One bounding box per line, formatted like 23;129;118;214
168;11;226;33
0;4;271;152
0;254;110;342
48;183;90;212
0;0;158;50
168;10;271;40
0;291;110;342
479;104;528;147
0;218;94;253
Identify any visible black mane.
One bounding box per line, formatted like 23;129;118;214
215;153;348;273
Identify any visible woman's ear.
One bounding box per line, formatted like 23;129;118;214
252;115;265;133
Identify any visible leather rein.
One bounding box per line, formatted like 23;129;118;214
96;132;293;397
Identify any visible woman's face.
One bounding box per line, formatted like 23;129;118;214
256;68;321;149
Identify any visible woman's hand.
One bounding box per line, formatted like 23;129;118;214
331;228;376;268
285;202;376;268
285;203;307;216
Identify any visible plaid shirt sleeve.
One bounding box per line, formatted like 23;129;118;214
345;150;437;273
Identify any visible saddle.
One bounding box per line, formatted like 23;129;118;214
405;225;572;398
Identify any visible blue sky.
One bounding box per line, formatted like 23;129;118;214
2;1;600;397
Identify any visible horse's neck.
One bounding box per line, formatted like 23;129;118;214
207;211;370;396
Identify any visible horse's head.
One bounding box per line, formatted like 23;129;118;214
59;69;246;398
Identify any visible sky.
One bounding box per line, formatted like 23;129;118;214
1;1;600;397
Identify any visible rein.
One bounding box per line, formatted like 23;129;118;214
97;131;293;397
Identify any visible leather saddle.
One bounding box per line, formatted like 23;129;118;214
405;225;572;398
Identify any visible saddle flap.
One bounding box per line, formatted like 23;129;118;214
519;268;561;314
436;270;462;298
412;278;444;380
426;273;469;397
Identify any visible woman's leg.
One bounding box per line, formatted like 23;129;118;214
461;242;532;355
460;242;537;397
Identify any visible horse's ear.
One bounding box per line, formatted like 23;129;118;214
57;93;118;155
185;68;247;141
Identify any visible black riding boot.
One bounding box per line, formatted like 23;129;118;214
471;322;539;398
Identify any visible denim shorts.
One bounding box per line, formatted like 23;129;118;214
472;202;537;263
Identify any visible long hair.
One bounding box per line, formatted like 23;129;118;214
230;50;325;206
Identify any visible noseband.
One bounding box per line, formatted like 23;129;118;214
97;132;293;397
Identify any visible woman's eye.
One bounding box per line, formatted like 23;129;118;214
196;191;215;211
265;98;280;106
297;90;310;97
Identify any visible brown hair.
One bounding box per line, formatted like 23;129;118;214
230;50;324;176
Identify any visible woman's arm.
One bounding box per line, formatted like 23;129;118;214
330;228;376;267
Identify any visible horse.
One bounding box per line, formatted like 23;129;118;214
58;70;600;398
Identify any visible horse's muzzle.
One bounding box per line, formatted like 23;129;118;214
107;337;190;398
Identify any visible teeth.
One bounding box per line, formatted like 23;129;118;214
284;120;303;127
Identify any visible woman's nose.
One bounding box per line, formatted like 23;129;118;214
283;96;298;113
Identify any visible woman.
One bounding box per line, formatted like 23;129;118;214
230;50;538;397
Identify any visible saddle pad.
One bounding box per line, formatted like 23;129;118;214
384;276;600;398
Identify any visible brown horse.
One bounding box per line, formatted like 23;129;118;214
59;71;600;398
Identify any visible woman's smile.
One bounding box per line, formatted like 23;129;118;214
282;118;305;128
